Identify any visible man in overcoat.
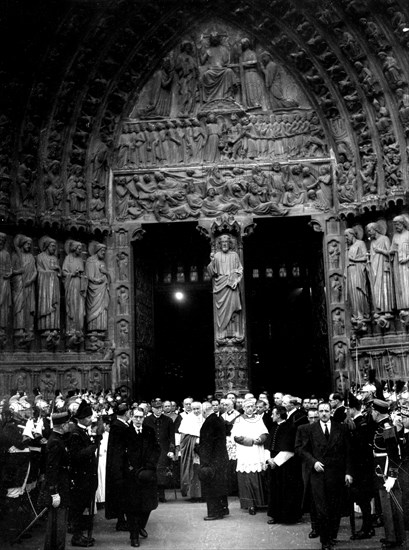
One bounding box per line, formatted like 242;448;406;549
124;407;161;547
295;401;353;550
105;401;130;531
143;399;175;502
198;401;229;520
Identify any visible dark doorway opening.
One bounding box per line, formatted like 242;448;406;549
133;222;214;402
245;217;330;398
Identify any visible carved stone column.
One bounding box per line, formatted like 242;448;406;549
201;215;249;396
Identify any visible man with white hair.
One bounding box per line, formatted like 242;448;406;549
179;401;203;501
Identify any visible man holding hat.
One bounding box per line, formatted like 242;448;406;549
143;398;175;503
66;399;103;547
371;398;405;549
39;410;71;550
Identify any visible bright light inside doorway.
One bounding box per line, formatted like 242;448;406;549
174;291;185;301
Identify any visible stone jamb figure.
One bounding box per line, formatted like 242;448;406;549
36;236;61;348
62;240;87;347
208;234;244;345
85;242;110;337
344;226;370;333
390;215;409;325
11;234;37;345
365;221;394;329
0;232;12;348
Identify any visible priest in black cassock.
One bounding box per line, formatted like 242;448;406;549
198;401;229;520
267;405;303;525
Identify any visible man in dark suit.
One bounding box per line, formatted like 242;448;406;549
198;401;229;520
295;401;353;550
105;401;130;532
124;407;161;548
66;400;102;548
143;399;175;502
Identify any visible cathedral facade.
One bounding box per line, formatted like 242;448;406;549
1;0;409;399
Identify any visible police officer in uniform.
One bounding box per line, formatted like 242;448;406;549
371;398;405;549
66;400;103;548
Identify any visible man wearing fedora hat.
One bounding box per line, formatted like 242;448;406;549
143;399;175;503
66;399;103;548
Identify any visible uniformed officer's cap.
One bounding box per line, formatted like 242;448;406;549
52;411;69;425
372;399;389;413
151;398;163;409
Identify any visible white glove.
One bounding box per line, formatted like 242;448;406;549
51;493;61;508
167;452;174;459
22;418;34;439
384;477;396;493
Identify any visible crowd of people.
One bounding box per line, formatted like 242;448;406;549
1;376;409;550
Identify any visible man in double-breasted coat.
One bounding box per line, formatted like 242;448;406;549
124;407;161;548
198;401;229;520
295;401;353;550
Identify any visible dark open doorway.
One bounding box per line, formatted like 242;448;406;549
245;217;330;398
133;222;214;402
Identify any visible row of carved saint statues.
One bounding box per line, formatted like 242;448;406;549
0;234;110;349
116;110;325;168
344;216;409;332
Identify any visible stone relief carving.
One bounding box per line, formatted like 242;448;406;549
113;161;333;222
117;285;130;315
118;319;129;347
390;215;409;313
131;25;306;118
115;110;327;170
117;251;129;281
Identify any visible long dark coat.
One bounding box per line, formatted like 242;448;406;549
295;421;352;545
267;420;302;523
198;412;228;499
143;413;175;486
124;424;161;514
0;417;31;489
105;418;129;519
350;413;375;500
38;431;70;509
66;424;99;510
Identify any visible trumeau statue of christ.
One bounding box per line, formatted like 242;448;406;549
208;234;243;343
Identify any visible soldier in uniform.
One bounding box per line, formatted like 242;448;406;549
0;397;32;542
38;410;71;550
395;399;409;534
66;400;103;548
371;398;405;549
348;393;375;540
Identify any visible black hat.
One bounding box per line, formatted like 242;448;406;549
75;399;93;419
151;399;163;409
372;399;389;413
51;411;69;425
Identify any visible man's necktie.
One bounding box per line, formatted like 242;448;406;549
324;424;330;441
